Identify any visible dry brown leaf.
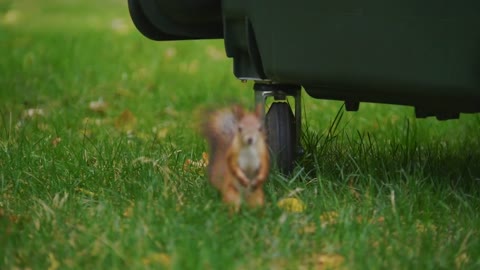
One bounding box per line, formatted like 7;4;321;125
0;208;21;235
51;137;61;148
123;203;134;218
115;109;137;131
202;152;209;166
375;216;385;223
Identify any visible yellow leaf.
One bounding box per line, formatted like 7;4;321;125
298;223;317;234
75;187;96;197
48;253;60;270
142;252;171;267
277;198;306;213
123;203;134;218
455;252;470;269
202;152;209;166
3;10;21;25
315;253;345;270
156;128;169;139
320;211;338;228
301;252;346;270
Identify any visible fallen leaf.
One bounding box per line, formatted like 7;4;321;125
3;10;21;25
156;128;169;139
48;252;60;270
202;152;209;165
116;88;133;97
89;98;108;114
115;109;137;132
22;108;44;119
455;252;470;269
75;187;96;197
298;223;317;234
206;45;224;60
314;253;345;270
320;211;338;228
375;216;385;223
123;203;134;218
164;47;177;59
277;198;306;213
142;252;171;267
0;208;21;235
110;18;130;34
51;137;61;147
415;220;437;234
300;252;346;270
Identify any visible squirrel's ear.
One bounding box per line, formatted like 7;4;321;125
232;104;245;118
254;104;264;118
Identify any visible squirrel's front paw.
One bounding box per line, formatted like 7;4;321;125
250;179;260;190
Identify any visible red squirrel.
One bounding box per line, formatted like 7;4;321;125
203;105;269;211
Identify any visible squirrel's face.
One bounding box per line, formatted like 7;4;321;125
238;114;263;146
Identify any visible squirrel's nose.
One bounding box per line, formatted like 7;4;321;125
247;137;253;144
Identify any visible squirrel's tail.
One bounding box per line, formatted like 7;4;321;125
202;106;244;189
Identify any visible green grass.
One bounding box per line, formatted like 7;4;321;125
1;1;480;269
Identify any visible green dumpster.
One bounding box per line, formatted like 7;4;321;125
129;0;480;171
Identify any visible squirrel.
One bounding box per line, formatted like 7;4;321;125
203;105;270;211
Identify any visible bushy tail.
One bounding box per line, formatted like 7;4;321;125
202;106;243;189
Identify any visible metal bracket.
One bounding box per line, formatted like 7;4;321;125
253;83;303;156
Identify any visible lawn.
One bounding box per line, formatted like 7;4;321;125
1;1;479;269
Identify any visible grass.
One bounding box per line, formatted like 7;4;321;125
1;1;480;269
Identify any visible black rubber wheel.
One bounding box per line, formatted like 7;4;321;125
266;102;296;174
